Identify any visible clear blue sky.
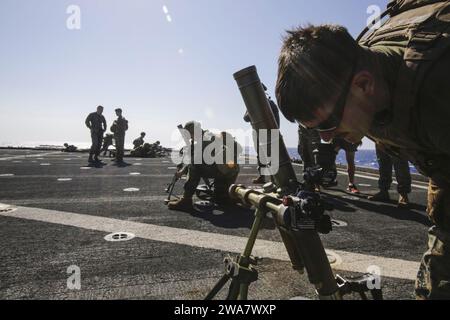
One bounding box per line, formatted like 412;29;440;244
0;0;388;148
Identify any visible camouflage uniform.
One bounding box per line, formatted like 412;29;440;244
332;138;359;153
375;144;411;195
297;125;321;171
183;130;241;203
133;136;144;149
358;0;450;299
63;144;77;152
101;134;114;156
244;98;280;176
85;112;106;161
111;116;128;162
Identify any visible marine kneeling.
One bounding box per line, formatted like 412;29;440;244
168;121;241;211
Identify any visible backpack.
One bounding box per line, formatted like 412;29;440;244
358;0;450;44
357;0;450;178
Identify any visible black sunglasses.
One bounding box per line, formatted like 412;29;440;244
299;64;356;132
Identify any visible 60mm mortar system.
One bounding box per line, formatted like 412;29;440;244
206;66;382;300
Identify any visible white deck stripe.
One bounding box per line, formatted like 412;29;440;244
1;196;167;205
0;173;262;179
0;203;420;281
0;151;61;161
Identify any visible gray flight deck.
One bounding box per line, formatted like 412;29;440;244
0;149;430;300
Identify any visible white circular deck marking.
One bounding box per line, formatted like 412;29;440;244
129;172;141;176
359;183;372;187
135;158;142;161
133;163;142;166
124;187;140;192
0;205;422;281
36;158;44;160
243;167;253;169
0;174;14;177
104;232;135;242
168;167;177;170
64;158;72;161
162;161;170;163
12;161;22;163
57;178;72;182
80;167;91;170
31;161;37;163
40;163;51;166
0;204;17;213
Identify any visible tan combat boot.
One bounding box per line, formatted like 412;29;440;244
368;190;390;202
398;193;410;208
168;196;194;211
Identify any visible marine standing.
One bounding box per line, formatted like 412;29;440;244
85;105;107;163
368;143;411;207
111;108;128;164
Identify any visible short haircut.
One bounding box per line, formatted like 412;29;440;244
275;25;358;122
115;108;122;113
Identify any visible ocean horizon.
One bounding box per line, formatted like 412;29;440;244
0;141;417;174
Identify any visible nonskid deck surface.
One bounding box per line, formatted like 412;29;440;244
0;149;430;299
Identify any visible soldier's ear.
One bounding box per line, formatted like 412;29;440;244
352;71;375;96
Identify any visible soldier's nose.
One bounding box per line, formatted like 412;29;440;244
319;131;336;142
